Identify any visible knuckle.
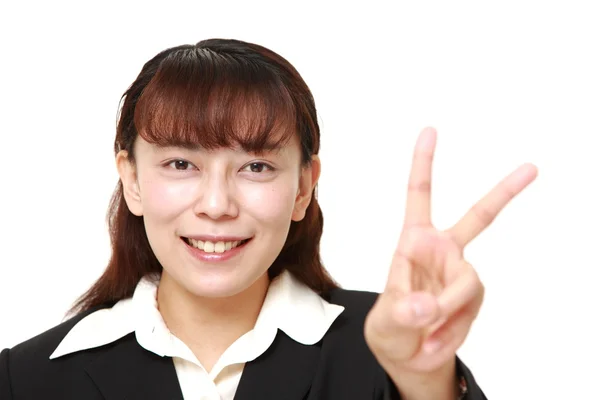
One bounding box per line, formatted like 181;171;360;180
501;183;519;200
468;266;483;288
408;181;431;193
471;204;496;225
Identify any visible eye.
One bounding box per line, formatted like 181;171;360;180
167;159;195;171
243;162;273;173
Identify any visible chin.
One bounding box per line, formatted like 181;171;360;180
180;269;267;299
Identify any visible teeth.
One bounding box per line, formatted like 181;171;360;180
187;238;245;253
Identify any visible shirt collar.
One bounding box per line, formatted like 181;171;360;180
49;270;344;360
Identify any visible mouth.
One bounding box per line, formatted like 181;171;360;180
181;237;252;254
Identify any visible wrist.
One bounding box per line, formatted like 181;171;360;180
389;358;458;400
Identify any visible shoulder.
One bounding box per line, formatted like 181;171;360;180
326;287;379;320
320;288;379;345
320;287;381;342
4;306;105;361
0;306;110;381
309;288;395;397
320;287;379;352
0;305;126;398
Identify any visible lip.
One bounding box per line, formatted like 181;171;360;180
182;237;251;263
183;234;251;242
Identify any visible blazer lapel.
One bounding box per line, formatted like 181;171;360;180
234;329;321;400
85;333;184;400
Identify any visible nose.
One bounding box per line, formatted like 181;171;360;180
192;174;239;220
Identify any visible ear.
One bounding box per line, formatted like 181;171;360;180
116;150;143;216
292;155;321;222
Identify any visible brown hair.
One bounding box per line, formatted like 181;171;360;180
70;39;338;314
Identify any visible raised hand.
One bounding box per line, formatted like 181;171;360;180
364;127;537;395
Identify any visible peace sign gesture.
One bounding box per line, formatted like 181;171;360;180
364;127;538;396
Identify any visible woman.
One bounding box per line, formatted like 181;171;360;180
0;38;536;399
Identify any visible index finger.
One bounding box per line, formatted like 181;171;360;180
404;127;437;227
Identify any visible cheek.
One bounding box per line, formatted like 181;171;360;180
241;181;298;225
141;179;198;221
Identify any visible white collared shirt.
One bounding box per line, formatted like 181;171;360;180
49;271;345;400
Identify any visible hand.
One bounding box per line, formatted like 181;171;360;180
364;127;537;391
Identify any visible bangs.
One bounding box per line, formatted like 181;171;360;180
133;47;298;153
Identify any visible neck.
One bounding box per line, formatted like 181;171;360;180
156;271;270;372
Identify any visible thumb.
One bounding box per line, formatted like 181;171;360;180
365;291;440;362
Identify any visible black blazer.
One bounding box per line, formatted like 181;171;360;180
0;288;486;399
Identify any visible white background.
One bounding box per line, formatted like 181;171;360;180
1;1;598;398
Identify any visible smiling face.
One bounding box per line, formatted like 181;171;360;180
116;135;319;299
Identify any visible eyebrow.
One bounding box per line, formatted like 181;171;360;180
150;142;288;156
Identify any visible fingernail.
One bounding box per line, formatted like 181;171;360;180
411;300;434;323
412;302;425;318
417;127;437;148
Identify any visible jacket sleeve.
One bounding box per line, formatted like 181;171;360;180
381;356;487;400
0;348;14;399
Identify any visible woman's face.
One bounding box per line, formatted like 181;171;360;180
117;135;319;299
